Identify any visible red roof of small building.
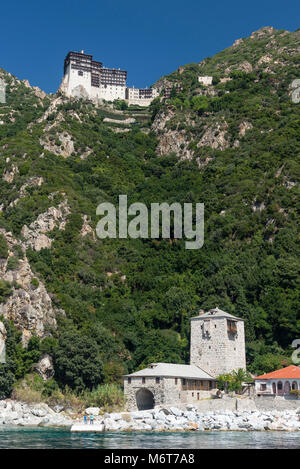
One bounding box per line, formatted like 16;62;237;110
255;365;300;380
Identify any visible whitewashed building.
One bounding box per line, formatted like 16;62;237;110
59;51;127;103
255;365;300;396
59;50;158;106
126;87;159;107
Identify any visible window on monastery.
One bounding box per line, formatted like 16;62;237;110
156;377;160;384
128;378;131;384
227;320;237;334
182;379;186;386
260;384;267;391
175;378;178;385
142;377;146;384
78;71;83;76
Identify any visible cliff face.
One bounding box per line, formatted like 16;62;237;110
0;229;57;345
0;26;299;378
151;27;300;163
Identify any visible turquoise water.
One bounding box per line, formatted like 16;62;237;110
0;427;300;448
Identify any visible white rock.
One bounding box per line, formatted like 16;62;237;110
85;407;100;416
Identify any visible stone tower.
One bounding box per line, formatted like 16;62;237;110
190;307;246;377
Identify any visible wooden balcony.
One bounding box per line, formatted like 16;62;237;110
181;379;215;391
227;320;237;334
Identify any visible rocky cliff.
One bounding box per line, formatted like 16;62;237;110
0;26;299;393
151;27;300;163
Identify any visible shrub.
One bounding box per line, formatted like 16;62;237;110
6;256;19;271
85;383;125;411
0;234;8;259
31;277;39;290
14;385;43;404
0;281;12;303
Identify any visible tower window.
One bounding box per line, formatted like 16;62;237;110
78;71;83;76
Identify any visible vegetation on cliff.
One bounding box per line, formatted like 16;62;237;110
0;26;299;401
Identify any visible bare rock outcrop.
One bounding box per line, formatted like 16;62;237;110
21;198;70;251
80;215;95;239
197;121;229;150
9;177;44;208
40;131;75;158
239;121;253;136
35;354;54;381
0;230;58;345
3;165;19;183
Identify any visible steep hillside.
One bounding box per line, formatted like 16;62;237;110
0;26;299;398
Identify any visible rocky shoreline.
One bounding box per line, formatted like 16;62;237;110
0;400;73;427
1;400;300;432
72;406;300;432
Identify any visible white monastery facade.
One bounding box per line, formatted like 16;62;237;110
59;51;158;107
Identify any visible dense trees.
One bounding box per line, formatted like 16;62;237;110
0;28;299;398
54;330;104;392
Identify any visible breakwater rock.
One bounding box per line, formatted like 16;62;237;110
72;406;300;432
0;400;73;427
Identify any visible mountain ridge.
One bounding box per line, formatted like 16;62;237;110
0;26;299;398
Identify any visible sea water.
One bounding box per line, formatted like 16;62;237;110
0;427;300;449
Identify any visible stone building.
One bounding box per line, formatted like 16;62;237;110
190;307;246;377
124;363;216;411
124;307;246;410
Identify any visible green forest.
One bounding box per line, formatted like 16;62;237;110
0;27;299;406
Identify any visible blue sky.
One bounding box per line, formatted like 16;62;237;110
0;0;299;93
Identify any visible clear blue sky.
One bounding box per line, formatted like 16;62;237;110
0;0;299;93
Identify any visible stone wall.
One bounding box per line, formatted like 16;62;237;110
124;377;165;411
124;376;214;411
180;396;300;413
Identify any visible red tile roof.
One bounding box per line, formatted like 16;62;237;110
255;365;300;380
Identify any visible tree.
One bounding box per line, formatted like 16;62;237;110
216;369;253;392
0;362;15;399
54;330;104;392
